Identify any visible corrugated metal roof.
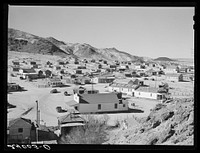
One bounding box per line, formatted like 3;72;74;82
60;123;85;127
58;114;85;124
135;87;159;93
8;117;32;128
79;93;119;104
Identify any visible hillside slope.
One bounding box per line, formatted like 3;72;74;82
8;28;71;57
8;28;143;62
106;98;194;145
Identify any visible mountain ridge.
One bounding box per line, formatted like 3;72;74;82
8;28;144;62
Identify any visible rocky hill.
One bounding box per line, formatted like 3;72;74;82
8;28;143;62
8;28;71;57
106;98;194;145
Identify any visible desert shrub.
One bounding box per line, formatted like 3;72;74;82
113;119;121;128
58;115;108;144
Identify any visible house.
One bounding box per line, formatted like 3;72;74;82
19;68;37;79
73;86;99;94
165;73;182;82
73;92;128;113
12;61;20;66
30;61;37;65
92;76;115;83
179;73;194;82
47;77;63;87
134;64;141;69
54;66;61;70
45;69;52;77
76;76;91;84
108;79;142;94
91;59;96;63
77;66;86;69
134;86;166;100
74;69;82;74
163;65;178;74
145;68;158;76
110;65;117;69
8;83;22;92
7;117;35;144
58;113;85;135
7;117;57;144
11;66;20;72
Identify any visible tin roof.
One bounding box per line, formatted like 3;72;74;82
135;86;160;93
58;114;85;124
79;92;119;104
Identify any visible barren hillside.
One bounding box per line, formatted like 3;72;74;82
105;98;194;145
8;28;143;62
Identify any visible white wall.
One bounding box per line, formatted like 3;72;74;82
165;76;179;82
134;91;158;99
79;102;128;113
74;93;80;103
108;86;135;94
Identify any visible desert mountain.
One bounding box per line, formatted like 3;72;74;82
8;28;143;62
8;28;71;57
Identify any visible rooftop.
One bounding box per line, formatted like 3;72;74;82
135;86;160;93
58;114;85;124
79;92;119;104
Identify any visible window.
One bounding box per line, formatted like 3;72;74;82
123;104;126;107
18;128;23;133
150;93;152;97
115;103;118;109
98;104;101;110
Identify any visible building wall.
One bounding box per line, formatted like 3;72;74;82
74;93;80;103
9;119;32;140
134;91;159;99
165;76;179;82
108;86;135;93
78;102;128;113
164;69;177;74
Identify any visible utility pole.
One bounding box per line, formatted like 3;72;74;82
35;100;40;143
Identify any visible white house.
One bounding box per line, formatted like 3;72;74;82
73;92;128;113
108;79;142;95
19;68;38;79
165;73;182;82
133;86;166;100
92;76;115;83
163;65;178;74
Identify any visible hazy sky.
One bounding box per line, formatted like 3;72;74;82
8;6;194;59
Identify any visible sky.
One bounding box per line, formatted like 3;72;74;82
8;6;194;59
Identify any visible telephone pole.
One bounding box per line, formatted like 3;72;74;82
35;100;40;142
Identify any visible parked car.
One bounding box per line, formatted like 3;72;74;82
64;91;70;96
50;89;58;93
144;78;148;80
20;76;25;80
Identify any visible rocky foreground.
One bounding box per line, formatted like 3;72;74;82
105;98;194;145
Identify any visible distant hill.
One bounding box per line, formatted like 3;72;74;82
8;28;144;62
154;57;175;61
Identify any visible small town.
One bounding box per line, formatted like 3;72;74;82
7;50;194;144
6;5;194;147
